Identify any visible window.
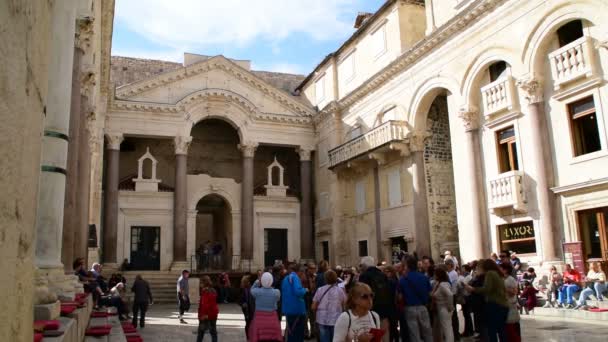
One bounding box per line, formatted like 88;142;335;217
371;23;387;58
355;180;366;214
388;168;402;207
496;126;519;173
488;61;507;82
358;240;368;257
315;76;325;102
568;96;601;157
339;52;355;83
498;221;536;254
321;241;330;262
557;20;584;47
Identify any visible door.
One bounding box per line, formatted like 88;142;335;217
130;226;161;270
577;207;608;271
264;229;288;267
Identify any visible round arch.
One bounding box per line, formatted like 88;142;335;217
189;188;240;213
409;75;462;131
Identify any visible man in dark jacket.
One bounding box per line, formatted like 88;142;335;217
358;256;393;339
131;274;153;328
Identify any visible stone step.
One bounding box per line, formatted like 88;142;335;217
586;300;608;309
531;307;608;322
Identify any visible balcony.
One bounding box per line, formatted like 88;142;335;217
549;36;598;91
328;120;409;169
481;76;518;117
488;171;526;213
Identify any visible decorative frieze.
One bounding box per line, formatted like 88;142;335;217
458;105;480;132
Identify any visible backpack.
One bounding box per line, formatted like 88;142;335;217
362;269;392;310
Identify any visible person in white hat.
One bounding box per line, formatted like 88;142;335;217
444;251;459;269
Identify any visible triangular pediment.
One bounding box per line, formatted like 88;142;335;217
115;55;314;117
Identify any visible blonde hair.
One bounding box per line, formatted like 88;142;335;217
346;282;372;310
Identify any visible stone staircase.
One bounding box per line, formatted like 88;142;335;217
531;299;608;322
120;271;181;304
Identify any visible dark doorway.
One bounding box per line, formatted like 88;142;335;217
321;241;330;262
265;229;288;267
130;226;160;270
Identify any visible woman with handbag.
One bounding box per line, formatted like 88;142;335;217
431;269;454;342
312;270;346;342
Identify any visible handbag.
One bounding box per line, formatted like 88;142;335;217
311;284;336;312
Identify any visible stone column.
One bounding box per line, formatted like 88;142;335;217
458;107;488;260
173;136;192;266
239;143;257;262
102;133;123;265
517;77;558;261
298;148;314;260
410;133;432;257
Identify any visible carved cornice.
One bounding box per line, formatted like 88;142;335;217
174;136;193;155
115;56;315;117
458;105;480;132
238;143;259;158
516;76;543;105
105;132;124;150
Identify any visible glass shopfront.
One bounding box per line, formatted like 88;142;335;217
497;221;536;255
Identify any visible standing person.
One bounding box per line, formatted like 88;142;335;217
394;263;409;342
177;270;190;324
358;256;393;340
383;265;400;342
443;251;459;269
467;261;484;339
575;261;607;309
499;262;520;342
203;240;212;271
250;272;282;342
332;283;381;342
218;272;231;304
444;259;460;341
557;264;582;308
272;264;286;322
398;256;433;342
519;281;538;314
543;265;563;308
509;252;522;274
131;274;153;328
459;265;474;338
281;263;308;342
302;263;318;340
316;260;330;290
197;275;219;342
240;275;256;339
312;270;346;342
431;268;455;342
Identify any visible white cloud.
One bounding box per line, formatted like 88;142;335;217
115;0;358;49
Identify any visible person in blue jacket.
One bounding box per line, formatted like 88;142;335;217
281;263;308;342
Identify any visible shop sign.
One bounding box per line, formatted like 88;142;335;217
499;221;535;241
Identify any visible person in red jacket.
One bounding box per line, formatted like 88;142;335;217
197;275;219;342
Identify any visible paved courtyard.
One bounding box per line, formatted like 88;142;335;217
135;304;608;342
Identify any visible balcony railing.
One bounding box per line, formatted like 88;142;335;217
481;76;517;117
488;170;525;212
328;120;409;168
549;35;597;90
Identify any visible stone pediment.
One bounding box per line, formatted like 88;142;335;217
114;55;314;117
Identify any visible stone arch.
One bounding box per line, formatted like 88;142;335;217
409;76;461;131
521;0;605;76
189;188;240;213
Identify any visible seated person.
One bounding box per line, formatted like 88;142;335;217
522;267;536;284
575;262;607;310
98;282;128;320
519;281;538;314
557;264;582;308
542;266;562;308
91;263;109;293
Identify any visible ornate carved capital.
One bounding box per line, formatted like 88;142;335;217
408;132;430;152
458;105;480;132
174;136;193;155
516;77;543;105
75;17;94;52
238;142;258;158
297;148;312;161
105;132;124;150
80;70;96;99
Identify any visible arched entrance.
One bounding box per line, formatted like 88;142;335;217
195;194;233;271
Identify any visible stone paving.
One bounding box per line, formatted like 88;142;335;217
136;304;608;341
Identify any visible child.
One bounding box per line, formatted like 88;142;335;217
519;281;538;314
197;275;219;342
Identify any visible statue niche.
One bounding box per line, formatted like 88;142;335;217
264;157;288;197
132;147;162;192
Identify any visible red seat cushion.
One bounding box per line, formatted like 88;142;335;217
121;323;135;328
123;327;137;333
85;327;111;336
33;333;43;342
126;336;143;342
34;320;60;331
60;305;77;315
589;308;608;312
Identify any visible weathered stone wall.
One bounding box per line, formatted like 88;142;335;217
0;1;52;340
424;96;459;260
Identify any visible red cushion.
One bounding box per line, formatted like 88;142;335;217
34;320;60;331
123;327;137;333
85;327;111;336
121;323;135;328
91;311;109;318
33;333;43;342
126;336;143;342
589;308;608;312
60;306;77;315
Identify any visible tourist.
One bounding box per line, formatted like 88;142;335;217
302;262;318;339
510;252;522;274
109;282;128;321
282;263;308;342
490;253;499;264
522;267;536;286
131;274;153;328
240;275;255;339
499;262;520;341
197;275;219;342
120;258;131;272
394;263;409;342
444;259;460;340
575;261;607;310
332;282;381;342
312;270;346;342
444;251;459;269
431;268;454;342
177;270;190;324
250;272;282;342
358;256;393;340
498;252;510;267
557;264;582;308
543;265;562;308
519;281;538;314
203;240;212;270
398;256;433;342
317;260;330;289
421;256;436;287
383;265;401;342
212;241;223;269
218;272;230;304
90;263;108;292
459;264;475;338
272;264;286;322
467;260;485;339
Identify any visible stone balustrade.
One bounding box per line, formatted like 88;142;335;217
481;76;517;116
488;170;526;212
549;35;597;90
328;120;409;168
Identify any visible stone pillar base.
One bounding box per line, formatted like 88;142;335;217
35;267;78;304
170;261;190;272
34;301;61;321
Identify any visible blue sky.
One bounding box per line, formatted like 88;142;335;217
112;0;386;75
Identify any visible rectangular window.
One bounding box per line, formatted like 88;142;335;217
339;52;355;83
498;221;536;255
489;61;507;82
315;76;325;102
577;207;608;262
496;126;519;173
358;240;368;257
557;20;584;47
388;168;402;207
356;180;366;214
569;96;601;157
322;241;330;262
371;23;387;58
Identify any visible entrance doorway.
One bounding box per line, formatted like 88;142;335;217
265;229;287;267
578;207;608;264
130;226;160;270
195;194;232;271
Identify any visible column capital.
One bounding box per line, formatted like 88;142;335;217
105;132;123;150
408;132;430;152
75;17;94;52
174;135;193;155
458;105;480;132
517;76;544;105
297;147;313;161
238;142;258;158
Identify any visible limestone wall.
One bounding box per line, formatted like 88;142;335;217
0;1;52;340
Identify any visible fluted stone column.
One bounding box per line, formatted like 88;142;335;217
410;133;432;257
173;136;192;265
102;133;123;264
517;77;558;261
298;148;314;260
458;107;488;260
239;143;257;262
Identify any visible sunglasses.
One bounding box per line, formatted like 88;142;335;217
360;293;375;300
